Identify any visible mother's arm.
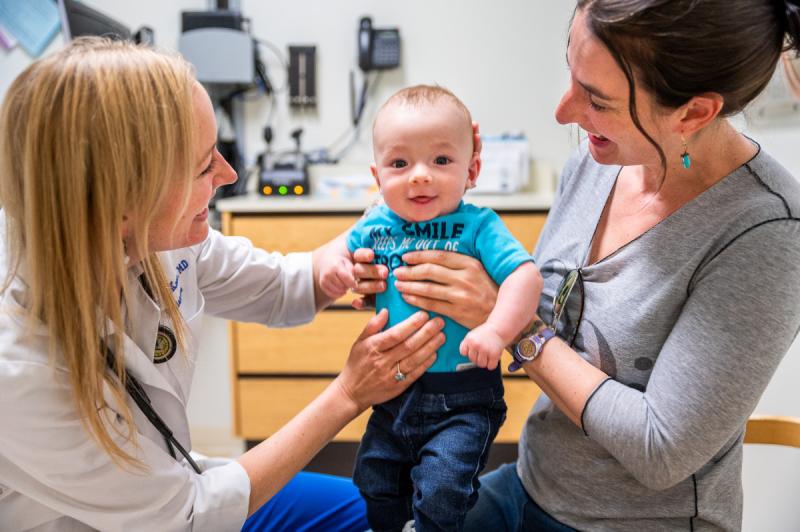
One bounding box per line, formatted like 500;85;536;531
576;222;800;489
397;221;800;490
392;249;611;424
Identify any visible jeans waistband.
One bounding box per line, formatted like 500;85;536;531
417;366;502;394
392;366;503;432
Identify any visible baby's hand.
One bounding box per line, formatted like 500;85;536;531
459;323;505;370
319;255;357;300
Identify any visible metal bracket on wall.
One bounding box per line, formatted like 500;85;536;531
289;45;317;108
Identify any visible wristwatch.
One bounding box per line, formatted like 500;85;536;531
508;325;556;372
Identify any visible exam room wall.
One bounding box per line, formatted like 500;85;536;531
0;2;797;529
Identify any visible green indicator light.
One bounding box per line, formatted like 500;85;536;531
279;185;288;195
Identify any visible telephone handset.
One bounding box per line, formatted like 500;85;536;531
358;16;400;72
358;17;373;71
350;16;400;128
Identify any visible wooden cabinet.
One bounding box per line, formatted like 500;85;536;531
222;209;547;444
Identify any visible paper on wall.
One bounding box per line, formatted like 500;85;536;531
0;0;60;57
0;22;17;50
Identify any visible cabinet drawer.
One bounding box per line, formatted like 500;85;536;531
238;378;371;440
228;214;362;305
229;214;361;252
236;310;371;374
500;213;547;252
236;377;541;443
499;378;541;443
238;311;530;377
225;213;546;306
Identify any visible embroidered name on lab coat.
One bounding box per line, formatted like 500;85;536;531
170;259;190;307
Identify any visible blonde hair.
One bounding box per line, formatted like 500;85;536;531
376;84;473;136
0;37;197;468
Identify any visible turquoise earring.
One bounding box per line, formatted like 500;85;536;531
680;136;691;169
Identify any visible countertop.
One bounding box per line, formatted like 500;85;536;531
215;191;553;214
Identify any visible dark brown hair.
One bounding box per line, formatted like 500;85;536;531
576;0;800;173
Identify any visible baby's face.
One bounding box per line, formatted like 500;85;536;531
371;101;478;222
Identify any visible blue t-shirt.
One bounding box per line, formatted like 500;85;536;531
347;201;533;372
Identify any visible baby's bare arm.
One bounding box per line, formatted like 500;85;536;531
485;262;542;343
459;262;542;369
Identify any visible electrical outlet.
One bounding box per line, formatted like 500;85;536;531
289;45;317;108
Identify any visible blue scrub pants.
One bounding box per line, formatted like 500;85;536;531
242;471;368;532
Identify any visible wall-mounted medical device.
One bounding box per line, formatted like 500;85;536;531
179;11;254;84
257;127;310;197
57;0;153;45
178;9;258;199
289;45;317;108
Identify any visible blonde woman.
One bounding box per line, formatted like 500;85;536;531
0;38;444;531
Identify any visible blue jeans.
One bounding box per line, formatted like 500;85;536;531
353;370;506;532
462;463;576;532
242;471;368;531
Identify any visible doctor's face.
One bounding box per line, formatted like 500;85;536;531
148;83;237;253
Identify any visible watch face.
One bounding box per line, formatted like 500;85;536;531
518;338;537;358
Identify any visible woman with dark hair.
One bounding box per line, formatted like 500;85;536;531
352;1;800;529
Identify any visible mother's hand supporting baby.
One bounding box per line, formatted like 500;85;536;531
349;248;498;329
394;250;498;330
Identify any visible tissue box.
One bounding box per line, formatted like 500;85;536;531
310;164;378;199
472;135;530;194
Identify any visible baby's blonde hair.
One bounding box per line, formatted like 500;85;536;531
0;37;197;468
375;84;473;139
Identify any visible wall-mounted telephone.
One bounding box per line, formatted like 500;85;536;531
358;17;400;72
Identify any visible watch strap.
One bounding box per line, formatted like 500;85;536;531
509;326;556;372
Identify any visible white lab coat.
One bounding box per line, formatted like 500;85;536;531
0;220;317;532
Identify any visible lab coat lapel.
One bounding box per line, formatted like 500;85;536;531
117;332;183;404
122;270;193;449
107;272;183;405
104;319;194;452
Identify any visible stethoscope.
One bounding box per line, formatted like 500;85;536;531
104;345;202;474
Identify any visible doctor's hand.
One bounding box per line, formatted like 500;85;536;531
393;250;498;330
335;309;444;412
350;248;388;310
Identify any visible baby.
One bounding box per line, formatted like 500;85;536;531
324;85;542;530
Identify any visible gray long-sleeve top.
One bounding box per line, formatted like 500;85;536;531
519;141;800;531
